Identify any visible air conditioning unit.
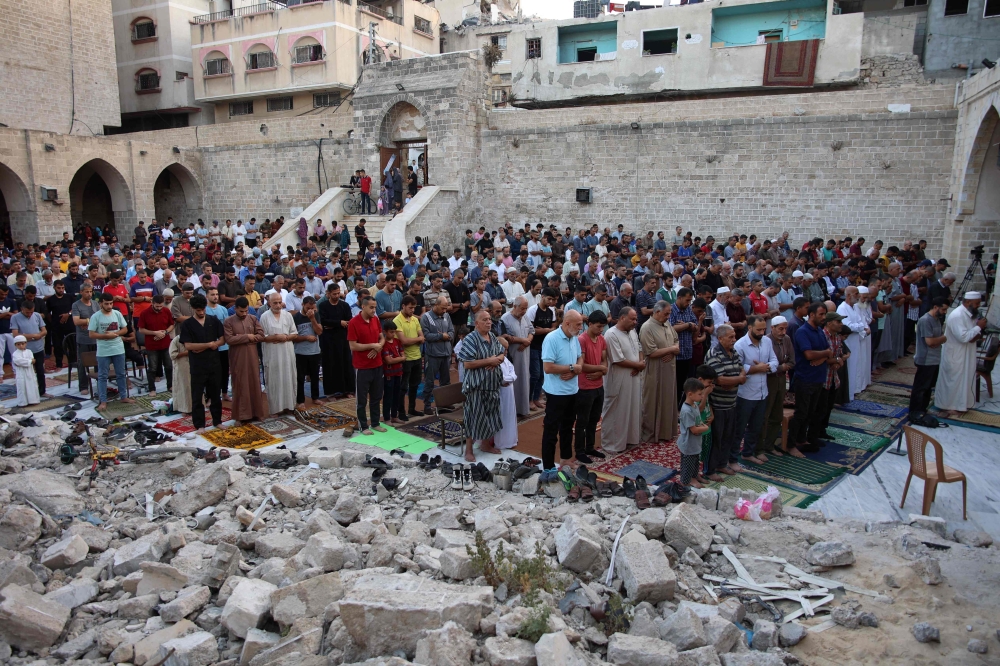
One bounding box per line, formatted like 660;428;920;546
40;186;58;201
576;188;593;204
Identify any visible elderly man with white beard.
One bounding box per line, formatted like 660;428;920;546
935;292;988;415
837;286;870;401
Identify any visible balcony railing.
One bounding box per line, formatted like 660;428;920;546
359;2;403;24
193;0;287;23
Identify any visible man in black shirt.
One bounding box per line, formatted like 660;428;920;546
47;279;76;369
179;294;226;431
444;269;471;337
528;287;559;411
217;267;240;308
318;283;354;397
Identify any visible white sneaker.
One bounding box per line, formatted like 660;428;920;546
451;466;462;491
462;464;474;492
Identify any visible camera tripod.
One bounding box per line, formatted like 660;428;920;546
952;253;992;308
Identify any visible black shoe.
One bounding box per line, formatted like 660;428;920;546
584;449;606;459
424;408;435;416
437;406;455;414
408;410;423;417
399;415;410;423
575;453;593;465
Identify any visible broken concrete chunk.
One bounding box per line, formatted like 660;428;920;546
0;505;43;550
118;593;160;619
910;556;943;585
65;521;113;552
300;531;346;572
156;630;219;666
414;620;477;666
440;547;478;581
555;514;604;574
483;635;537;666
474;507;511;542
137;562;189;596
0;469;85;516
113;532;168;576
703;615;742;654
616;533;676;604
0;584;72;652
169;465;230;517
270;483;302;508
805;541;855;567
159;585;211;623
607;632;680;665
255;532;305;558
339;573;493;656
424;505;464;530
777;622;807;647
634;508;666;539
270;572;344;630
953;529;993;548
750;619;777;650
45;577;99;609
911;622;940;643
331;493;363;524
663;504;713;557
221;578;278;638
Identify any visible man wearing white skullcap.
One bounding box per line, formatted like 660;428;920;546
759;314;796;456
709;287;730;348
855;286;873;388
935;291;988;414
837;286;870;401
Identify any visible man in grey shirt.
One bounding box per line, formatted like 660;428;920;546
419;294;455;415
72;283;99;392
11;299;48;398
909;297;948;415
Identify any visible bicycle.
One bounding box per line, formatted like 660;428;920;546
343;188;365;216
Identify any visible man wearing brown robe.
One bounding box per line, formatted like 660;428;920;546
224;296;268;423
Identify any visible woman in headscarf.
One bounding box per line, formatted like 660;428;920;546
297;217;308;248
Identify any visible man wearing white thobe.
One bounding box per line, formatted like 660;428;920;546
856;286;873;392
260;293;298;414
934;292;987;414
837;286;869;401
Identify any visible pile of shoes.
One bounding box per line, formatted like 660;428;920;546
364;455;409;496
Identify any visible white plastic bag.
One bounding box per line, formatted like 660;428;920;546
733;486;780;521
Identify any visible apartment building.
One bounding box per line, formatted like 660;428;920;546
189;0;440;123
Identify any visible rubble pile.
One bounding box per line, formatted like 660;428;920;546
0;420;998;666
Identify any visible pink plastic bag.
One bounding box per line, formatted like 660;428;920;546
733;486;780;521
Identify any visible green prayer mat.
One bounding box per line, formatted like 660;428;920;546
824;426;892;452
97;393;164;419
704;473;820;509
828;411;902;435
742;453;846;486
10;394;83;414
349;425;437;454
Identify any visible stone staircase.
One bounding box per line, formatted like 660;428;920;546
339;215;392;249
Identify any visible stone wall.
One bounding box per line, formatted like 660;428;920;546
0;0;121;135
472;104;957;253
859;55;929;88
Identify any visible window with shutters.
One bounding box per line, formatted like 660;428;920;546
266;96;293;112
526;37;541;59
135;69;160;92
229;101;254;117
293;43;324;63
414;15;432;34
132;18;156;42
205;57;232;77
247;49;276;70
313;92;342;107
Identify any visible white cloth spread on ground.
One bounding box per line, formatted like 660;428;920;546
934;305;981;412
260;309;298;414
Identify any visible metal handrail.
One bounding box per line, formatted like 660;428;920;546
359;2;403;24
193;0;287;23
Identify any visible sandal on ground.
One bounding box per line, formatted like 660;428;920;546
622;478;637;499
567;485;581;503
579;485;594;503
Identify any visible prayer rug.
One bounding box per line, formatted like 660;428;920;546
326;398;359;418
202;424;279;450
838;400;907;419
46;375;69;387
10;394;84;414
855;390;911;408
741;454;845;486
822;426;891;452
704;473;820;509
257;416;317;440
591;440;681;478
866;381;913;396
929;407;1000;433
398;418;465;446
807;441;883;477
0;384;17;399
348;426;437;454
292;406;357;433
97;393;167;419
615;461;677;485
873;363;918;386
828;411;903;434
157;409;234;435
762;39;819;87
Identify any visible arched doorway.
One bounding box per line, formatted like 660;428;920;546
69;159;134;241
378;101;429;191
154;163;203;229
0;163;32;245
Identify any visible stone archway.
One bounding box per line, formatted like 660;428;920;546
154;162;204;228
0;163;33;245
69;159;134;241
377;101;430;188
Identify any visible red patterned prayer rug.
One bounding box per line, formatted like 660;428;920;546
590;440;681;480
158;409;233;435
763;39;819;87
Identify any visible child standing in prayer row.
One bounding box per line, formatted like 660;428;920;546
677;377;711;489
13;335;40;407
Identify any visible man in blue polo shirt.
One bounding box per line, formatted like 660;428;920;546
788;302;832;456
540;309;584;470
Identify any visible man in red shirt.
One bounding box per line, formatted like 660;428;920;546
359;169;373;215
748;280;769;316
138;294;174;393
575;310;609;464
348;295;385;434
104;271;131;319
